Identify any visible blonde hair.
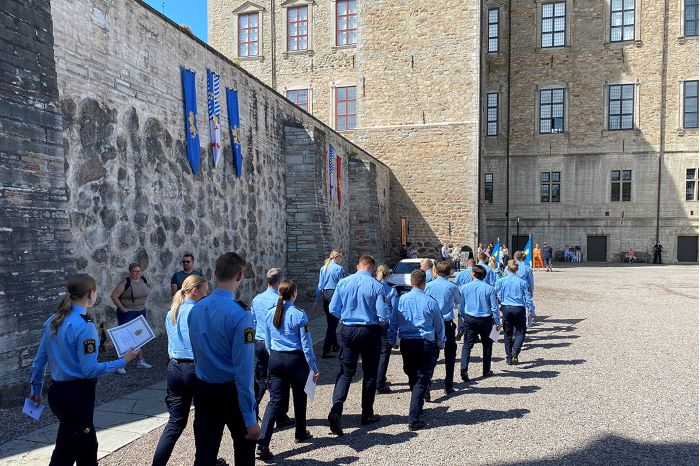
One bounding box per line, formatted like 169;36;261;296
323;250;342;271
52;274;97;334
507;259;520;274
170;275;209;325
376;264;391;281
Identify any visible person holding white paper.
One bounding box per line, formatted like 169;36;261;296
29;274;138;466
458;265;501;383
257;279;319;462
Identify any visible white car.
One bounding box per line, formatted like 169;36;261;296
387;258;433;295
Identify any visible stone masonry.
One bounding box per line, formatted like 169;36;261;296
0;0;390;406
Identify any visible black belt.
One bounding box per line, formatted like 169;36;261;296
172;358;194;363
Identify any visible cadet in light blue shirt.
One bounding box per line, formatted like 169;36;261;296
328;255;386;436
376;264;399;394
390;269;445;431
477;252;496;286
513;250;535;296
420;258;435;283
187;252;259;465
425;260;461;394
29;274;137;465
257;279;318;460
495;260;535;366
154;275;209;466
314;250;346;358
454;259;476;287
458;265;500;382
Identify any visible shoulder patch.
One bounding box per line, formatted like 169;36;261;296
244;327;254;343
83;338;96;354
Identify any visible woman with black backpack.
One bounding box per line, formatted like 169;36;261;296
110;262;152;373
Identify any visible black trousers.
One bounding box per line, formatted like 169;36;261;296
193;379;255;466
330;325;381;419
152;359;196;466
461;314;494;374
376;322;393;389
502;305;527;359
654;251;662;263
322;290;339;353
427;320;457;390
259;350;309;446
400;339;436;424
254;340;289;422
48;379;98;466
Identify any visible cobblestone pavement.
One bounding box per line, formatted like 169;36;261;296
95;265;698;465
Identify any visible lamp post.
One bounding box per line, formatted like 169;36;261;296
516;217;520;250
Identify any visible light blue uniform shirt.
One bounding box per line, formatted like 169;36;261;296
263;302;318;373
188;288;256;426
454;266;473;287
315;260;346;301
458;279;501;326
251;288;279;341
495;273;535;315
425;269;433;282
380;280;399;317
478;261;496;286
165;299;195;360
425;276;461;322
330;270;388;325
389;288;446;347
30;305;125;396
516;260;535;296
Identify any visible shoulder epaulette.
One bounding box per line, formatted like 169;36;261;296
80;314;93;323
236;299;252;311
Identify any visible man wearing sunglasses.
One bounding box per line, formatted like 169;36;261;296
171;253;204;296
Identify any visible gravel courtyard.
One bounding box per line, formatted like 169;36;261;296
100;264;699;466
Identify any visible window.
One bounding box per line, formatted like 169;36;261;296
488;9;499;53
687;169;699;201
684;81;698;128
611;170;632;201
336;0;357;46
487;93;498;136
542;2;566;48
608;84;634;130
686;0;699;37
485;173;494;203
287;89;308;111
238;13;259;57
611;0;635;42
335;86;356;131
287;6;309;51
540;171;561;202
539;88;565;133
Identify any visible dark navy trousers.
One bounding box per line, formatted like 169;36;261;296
48;379;98;466
322;290;339;353
376;322;393;389
152;359;196;466
259;350;309;446
400;338;436;424
502;305;527;358
461;314;494;374
330;325;381;419
427;320;457;390
254;340;289;422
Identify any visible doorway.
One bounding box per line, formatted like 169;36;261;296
677;236;699;262
586;235;607;262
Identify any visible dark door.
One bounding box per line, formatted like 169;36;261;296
587;235;607;262
511;235;529;252
677;236;699;262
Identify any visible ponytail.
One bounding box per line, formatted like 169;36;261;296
323;249;342;271
52;274;97;334
273;279;297;329
171;275;208;325
376;264;391;282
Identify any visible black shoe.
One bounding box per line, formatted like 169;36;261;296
424;390;431;402
506;358;512;365
460;370;470;382
361;415;381;425
328;412;344;436
444;386;456;396
295;430;313;443
215;458;229;466
331;345;340;352
512;355;519;365
256;446;274;461
456;331;464;340
377;385;392;394
322;352;336;359
275;415;295;429
482;370;494;378
408;420;427;431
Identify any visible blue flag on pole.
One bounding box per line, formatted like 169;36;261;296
225;88;243;178
181;68;201;175
523;235;533;266
493;239;501;265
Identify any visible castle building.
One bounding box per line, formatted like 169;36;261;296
209;0;699;262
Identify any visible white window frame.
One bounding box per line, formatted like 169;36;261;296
686;168;699;201
233;2;266;60
281;0;314;55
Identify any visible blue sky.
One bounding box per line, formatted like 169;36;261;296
143;0;208;42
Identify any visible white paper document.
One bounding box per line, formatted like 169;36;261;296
489;325;500;342
526;312;534;328
22;398;45;421
107;315;155;358
304;371;316;402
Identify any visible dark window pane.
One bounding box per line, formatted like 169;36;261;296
541;184;550;202
485;184;494;203
622;170;632;180
686;181;696;201
552;171;560;182
687;168;697;180
622;182;631;201
485;173;494;183
611;170;620;181
541;172;550;182
611;182;621;201
551;183;561;202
